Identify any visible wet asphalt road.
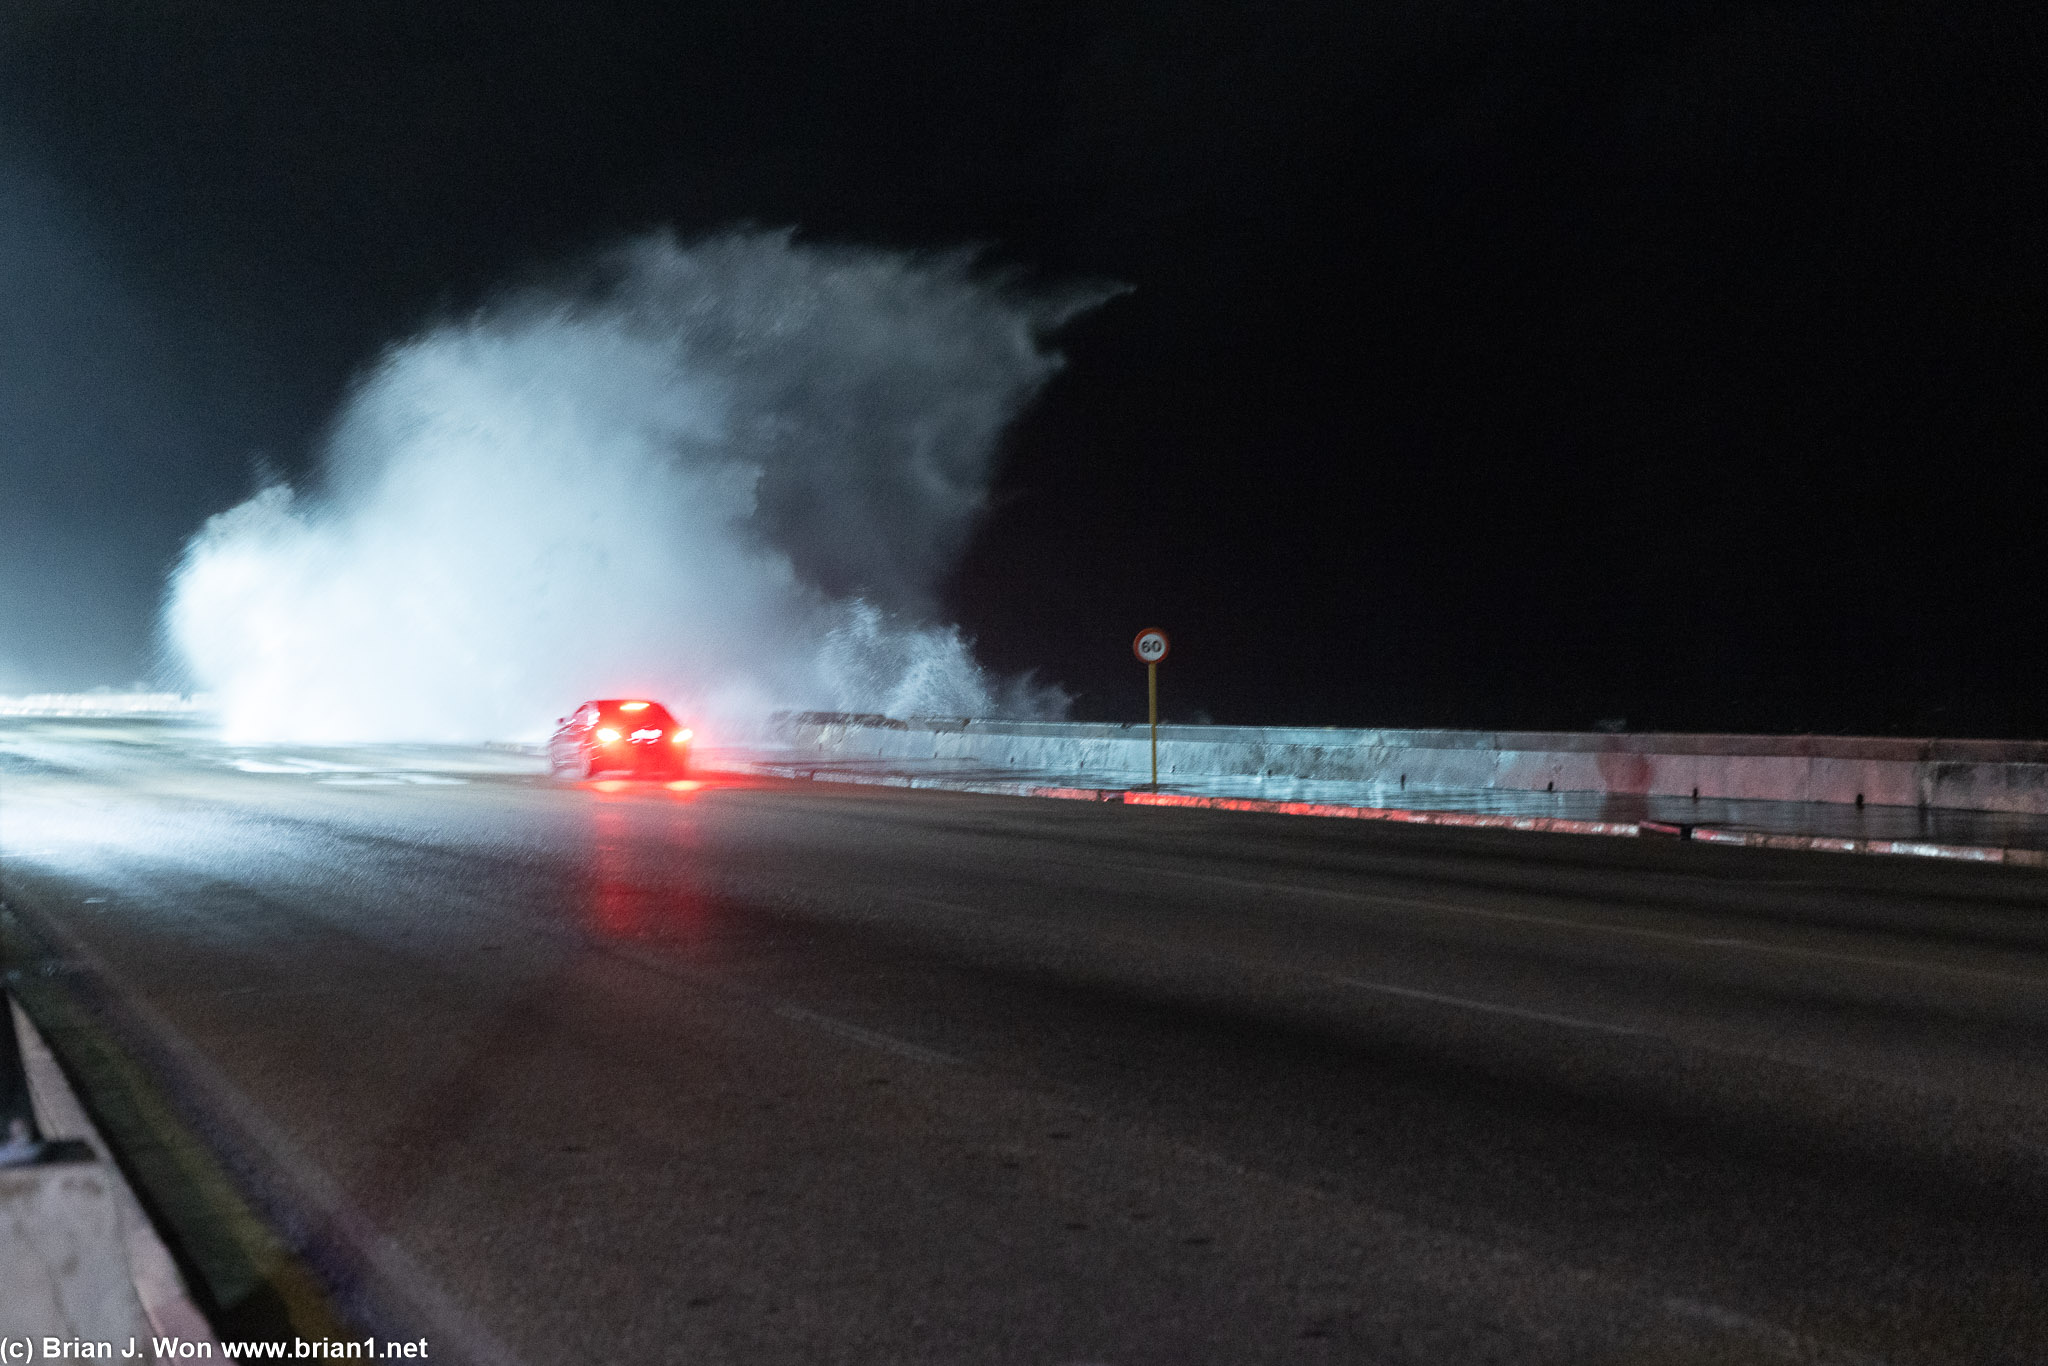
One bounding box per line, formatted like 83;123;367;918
4;717;2048;1365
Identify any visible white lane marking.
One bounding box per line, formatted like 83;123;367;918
884;888;1649;1040
315;773;470;786
874;890;1994;1086
771;1003;960;1067
1662;1295;1896;1366
1104;861;2048;988
232;758;375;773
1325;976;1647;1037
891;891;990;916
590;939;962;1070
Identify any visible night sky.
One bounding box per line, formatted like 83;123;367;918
3;1;2044;734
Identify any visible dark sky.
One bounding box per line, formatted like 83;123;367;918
2;0;2044;734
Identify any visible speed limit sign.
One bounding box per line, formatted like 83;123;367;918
1133;628;1169;789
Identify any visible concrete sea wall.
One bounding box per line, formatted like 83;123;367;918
769;714;2048;815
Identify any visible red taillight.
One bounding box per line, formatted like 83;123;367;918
595;727;621;744
672;728;694;745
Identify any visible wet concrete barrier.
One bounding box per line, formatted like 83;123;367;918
0;1157;155;1345
2;997;219;1356
769;714;2048;817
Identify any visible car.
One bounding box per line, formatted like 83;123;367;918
548;699;694;780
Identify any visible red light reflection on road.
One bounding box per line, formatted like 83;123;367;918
578;776;720;798
582;778;711;939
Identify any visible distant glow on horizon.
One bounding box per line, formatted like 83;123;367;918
165;230;1103;743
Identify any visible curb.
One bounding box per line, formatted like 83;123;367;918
1685;826;2045;865
706;761;2047;867
6;996;221;1357
1121;789;1641;838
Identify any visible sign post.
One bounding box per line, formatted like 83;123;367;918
1132;629;1170;791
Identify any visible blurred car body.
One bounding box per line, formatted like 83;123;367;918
548;699;692;779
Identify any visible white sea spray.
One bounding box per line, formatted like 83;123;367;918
165;230;1102;742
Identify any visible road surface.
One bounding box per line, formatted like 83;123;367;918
4;717;2046;1364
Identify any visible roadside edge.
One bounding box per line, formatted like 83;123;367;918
706;760;2046;866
